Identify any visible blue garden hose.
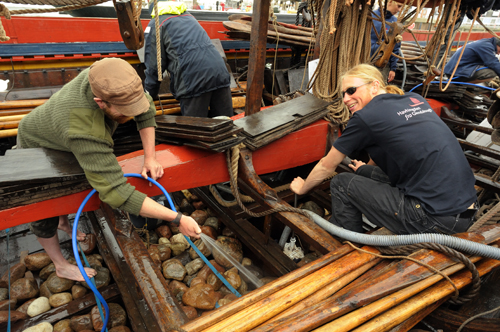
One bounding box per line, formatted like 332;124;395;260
72;189;109;332
72;173;241;332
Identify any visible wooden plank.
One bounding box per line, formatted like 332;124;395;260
96;204;188;329
88;211;161;332
156;122;235;137
155;126;242;143
0;119;330;230
235;93;330;138
0;148;84;187
458;138;500;161
237;149;341;254
155;115;233;131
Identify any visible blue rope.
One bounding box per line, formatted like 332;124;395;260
6;228;11;332
409;81;496;93
123;173;242;298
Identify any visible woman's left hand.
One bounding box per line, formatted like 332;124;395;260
348;159;366;172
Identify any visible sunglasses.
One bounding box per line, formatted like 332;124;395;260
342;81;373;98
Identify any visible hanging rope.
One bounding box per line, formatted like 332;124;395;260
153;0;162;82
225;144;313;219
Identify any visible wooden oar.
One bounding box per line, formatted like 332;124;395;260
228;13;314;32
231;18;313;38
257;259;382;327
223;21;315;44
181;245;354;332
0;128;17;138
226;31;312;47
386;298;448;332
0;120;20;130
0;108;32;117
257;230;499;332
0;114;26;122
351;257;500;332
0;99;46;109
155;108;180;116
196;247;380;332
314;255;483;332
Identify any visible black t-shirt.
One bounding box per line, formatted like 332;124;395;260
333;92;476;215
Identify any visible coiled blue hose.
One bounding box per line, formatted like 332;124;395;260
72;173;241;332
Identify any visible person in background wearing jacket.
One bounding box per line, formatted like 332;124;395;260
370;0;403;83
144;2;233;118
444;37;500;83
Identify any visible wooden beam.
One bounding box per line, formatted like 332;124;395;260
245;0;270;115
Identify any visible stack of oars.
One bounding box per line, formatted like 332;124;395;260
0;99;42;139
222;14;315;48
181;226;500;332
0;87;247;140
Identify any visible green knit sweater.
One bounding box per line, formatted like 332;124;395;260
18;68;157;215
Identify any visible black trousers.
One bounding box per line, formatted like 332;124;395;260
329;168;476;235
179;86;233;118
454;68;497;83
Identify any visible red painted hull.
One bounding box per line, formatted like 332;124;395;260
1;15;491;46
1;16;229;44
0;118;330;230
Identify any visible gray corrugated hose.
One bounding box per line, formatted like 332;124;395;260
305;211;500;260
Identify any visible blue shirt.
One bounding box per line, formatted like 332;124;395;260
334;93;476;216
370;8;400;72
444;37;500;79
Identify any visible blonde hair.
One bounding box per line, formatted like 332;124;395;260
341;64;404;95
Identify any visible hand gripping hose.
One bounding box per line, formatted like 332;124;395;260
72;173;241;332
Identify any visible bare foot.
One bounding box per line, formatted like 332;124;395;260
58;216;86;241
56;263;97;282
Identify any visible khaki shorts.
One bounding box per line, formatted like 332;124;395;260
30;216;59;238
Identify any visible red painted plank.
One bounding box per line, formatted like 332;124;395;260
0;119;329;230
1;16;229;44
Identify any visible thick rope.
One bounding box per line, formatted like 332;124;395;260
468;200;500;232
153;0;162;82
437;6;479;92
6;0;109;14
377;242;481;304
209;182;291;207
226;145;311;219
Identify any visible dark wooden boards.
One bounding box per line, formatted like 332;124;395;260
234;93;331;150
0;148;84;187
0;147;89;210
155;115;244;152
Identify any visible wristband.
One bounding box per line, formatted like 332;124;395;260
170;212;183;226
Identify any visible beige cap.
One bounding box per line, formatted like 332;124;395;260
89;58;149;117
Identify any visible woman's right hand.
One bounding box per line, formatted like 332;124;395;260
290;176;305;195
